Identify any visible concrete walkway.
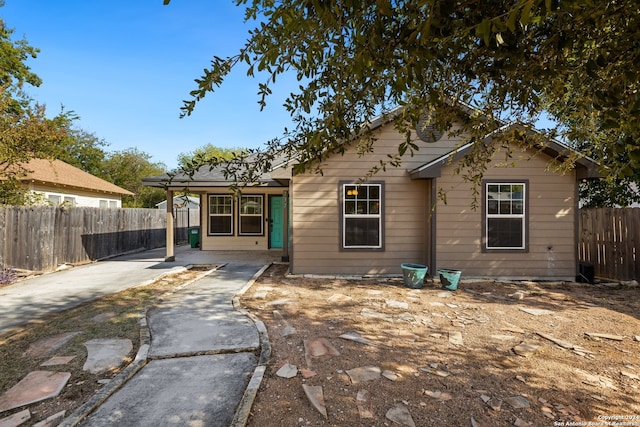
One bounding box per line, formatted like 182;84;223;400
0;246;279;426
75;262;268;427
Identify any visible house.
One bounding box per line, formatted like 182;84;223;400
19;158;133;208
155;195;200;210
143;113;599;280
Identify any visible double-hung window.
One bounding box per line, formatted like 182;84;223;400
484;181;527;251
342;183;383;249
239;195;264;235
209;195;233;235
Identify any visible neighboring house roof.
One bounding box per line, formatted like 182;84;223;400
20;159;134;196
155;195;200;209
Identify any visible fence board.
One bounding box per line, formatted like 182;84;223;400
0;206;197;272
579;208;639;281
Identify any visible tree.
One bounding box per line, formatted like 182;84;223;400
101;148;167;208
177;144;246;171
0;3;68;205
0;2;41;93
168;0;639;187
53;109;109;179
0;88;68;205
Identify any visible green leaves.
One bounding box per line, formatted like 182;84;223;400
177;0;640;186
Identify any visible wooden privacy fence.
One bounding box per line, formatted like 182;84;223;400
0;206;197;272
578;208;639;281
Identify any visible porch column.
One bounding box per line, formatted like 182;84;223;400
165;189;175;261
281;189;290;262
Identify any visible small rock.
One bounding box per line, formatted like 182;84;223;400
491;335;516;341
487;398;502;411
585;332;624;341
346;366;382;384
509;291;525;300
429;302;445;307
300;368;317;379
512;342;540;357
356;390;374;419
423;390;453;401
386;299;409;310
339;331;377;347
302;385;327;419
515;375;527;383
501;325;525;334
420;367;450;377
360;308;393;322
327;293;353;303
40;355;76;367
0;409;30;427
280;325;297;337
519;307;554;316
634;336;640;342
382;371;400;381
304;338;340;358
33;410;66;427
513;418;531;426
448;331;464;346
504;396;530;409
385;403;416;427
276;364;298;378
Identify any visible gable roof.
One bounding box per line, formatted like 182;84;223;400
20;159;134;196
408;121;601;180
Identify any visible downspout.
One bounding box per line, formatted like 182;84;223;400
165;189;175;261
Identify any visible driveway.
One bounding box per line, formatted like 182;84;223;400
0;245;280;336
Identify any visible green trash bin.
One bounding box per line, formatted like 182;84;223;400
188;227;200;248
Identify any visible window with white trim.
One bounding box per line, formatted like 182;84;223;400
342;183;383;249
48;195;62;206
485;182;526;250
239;195;263;235
209;195;233;235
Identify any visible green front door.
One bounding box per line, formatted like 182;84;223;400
269;196;283;249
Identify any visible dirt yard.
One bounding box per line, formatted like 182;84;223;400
240;264;640;427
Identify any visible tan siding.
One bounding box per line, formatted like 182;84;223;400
291;123;439;275
200;187;286;251
434;145;577;279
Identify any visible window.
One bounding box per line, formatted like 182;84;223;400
342;183;383;249
484;182;527;251
63;196;76;207
48;195;61;206
209;195;233;235
239;195;263;235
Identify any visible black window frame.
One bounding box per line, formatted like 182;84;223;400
239;194;265;236
208;194;234;236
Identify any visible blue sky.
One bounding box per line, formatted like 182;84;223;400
3;0;296;170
